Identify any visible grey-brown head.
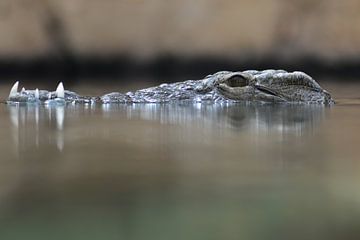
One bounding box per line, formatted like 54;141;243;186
208;70;334;104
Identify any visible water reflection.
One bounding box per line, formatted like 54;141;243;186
119;103;324;135
8;104;325;151
8;105;65;153
4;103;360;240
7;103;325;155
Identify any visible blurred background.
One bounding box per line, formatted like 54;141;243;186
0;0;360;85
1;2;360;240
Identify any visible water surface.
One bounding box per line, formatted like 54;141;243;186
0;82;360;240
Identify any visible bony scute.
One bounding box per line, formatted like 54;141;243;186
6;70;334;105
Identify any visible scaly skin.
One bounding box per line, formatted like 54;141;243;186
6;70;334;104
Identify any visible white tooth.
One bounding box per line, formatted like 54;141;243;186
56;82;65;99
9;81;19;98
21;87;26;93
35;88;39;99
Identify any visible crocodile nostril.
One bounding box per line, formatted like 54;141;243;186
225;75;249;87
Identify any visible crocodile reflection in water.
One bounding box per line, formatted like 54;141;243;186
7;70;334;104
119;103;324;134
8;103;324;155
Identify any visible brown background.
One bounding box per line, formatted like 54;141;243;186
0;0;359;60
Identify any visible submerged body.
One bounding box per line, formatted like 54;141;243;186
7;70;334;104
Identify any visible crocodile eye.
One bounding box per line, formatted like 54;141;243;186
225;75;249;87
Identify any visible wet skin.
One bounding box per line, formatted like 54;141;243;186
6;70;334;104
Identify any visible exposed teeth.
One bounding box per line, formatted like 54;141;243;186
56;82;65;99
35;88;39;99
9;81;19;98
21;87;26;93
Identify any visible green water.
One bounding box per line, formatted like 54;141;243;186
0;82;359;240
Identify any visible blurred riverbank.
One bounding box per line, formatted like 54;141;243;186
0;0;360;83
0;55;360;86
1;0;360;58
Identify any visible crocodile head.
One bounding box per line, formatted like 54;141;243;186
210;70;333;104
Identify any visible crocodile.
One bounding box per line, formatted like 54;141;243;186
6;70;334;105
